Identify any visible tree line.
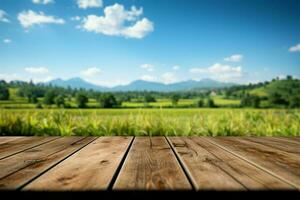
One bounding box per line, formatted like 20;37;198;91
0;75;300;108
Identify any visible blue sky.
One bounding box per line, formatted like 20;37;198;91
0;0;299;87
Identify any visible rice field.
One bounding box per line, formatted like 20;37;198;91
0;108;299;136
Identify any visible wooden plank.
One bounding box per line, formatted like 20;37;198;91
168;137;293;190
0;137;23;145
238;137;300;156
0;136;58;159
0;137;95;190
276;137;300;144
113;137;192;190
208;137;300;189
23;137;133;191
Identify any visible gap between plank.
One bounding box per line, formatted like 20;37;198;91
0;137;60;161
202;137;300;190
165;136;197;191
107;136;135;190
17;136;99;190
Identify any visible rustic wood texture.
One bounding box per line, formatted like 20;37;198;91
0;137;94;189
238;137;300;156
0;136;299;191
0;137;23;145
276;137;300;144
113;137;192;190
208;137;300;189
169;137;293;190
24;137;133;191
0;137;58;159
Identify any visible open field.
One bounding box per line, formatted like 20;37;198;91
0;96;242;109
0;108;299;136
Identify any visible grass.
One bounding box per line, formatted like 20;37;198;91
0;95;241;109
0;108;299;136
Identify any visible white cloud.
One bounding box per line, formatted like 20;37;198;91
162;72;176;84
140;64;154;72
224;54;243;62
71;16;81;21
32;0;54;5
77;0;103;9
81;67;102;77
3;38;12;43
0;73;20;82
289;43;300;52
172;65;180;70
25;67;49;74
189;63;244;82
0;10;10;23
18;10;65;28
0;72;53;83
140;75;156;81
80;3;154;39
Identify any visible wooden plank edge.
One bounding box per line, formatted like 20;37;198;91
272;137;300;145
18;137;99;190
0;137;60;160
203;137;300;191
165;136;197;191
109;136;135;190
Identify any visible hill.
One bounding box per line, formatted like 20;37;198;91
46;78;237;92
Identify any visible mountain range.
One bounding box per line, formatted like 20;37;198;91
46;77;237;92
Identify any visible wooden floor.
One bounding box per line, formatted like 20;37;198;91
0;136;299;191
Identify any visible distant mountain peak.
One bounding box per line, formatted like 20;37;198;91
46;77;237;92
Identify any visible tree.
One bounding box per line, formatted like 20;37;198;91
252;96;261;108
197;99;204;107
289;96;300;108
43;90;56;105
207;98;215;108
286;75;293;81
120;94;131;102
269;92;288;106
0;84;9;100
32;95;38;104
241;94;260;108
171;94;180;107
76;93;88;108
99;94;119;108
55;95;65;108
144;94;156;103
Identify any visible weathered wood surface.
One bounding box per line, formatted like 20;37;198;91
0;137;95;189
276;137;300;144
24;137;133;191
168;137;293;190
208;137;300;189
0;137;58;159
238;137;300;155
0;136;299;191
113;137;192;190
0;137;23;145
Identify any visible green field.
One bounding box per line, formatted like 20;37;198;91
0;94;241;109
1;108;299;136
1;89;299;137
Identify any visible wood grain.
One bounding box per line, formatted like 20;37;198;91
208;137;300;189
0;137;23;145
0;137;58;159
24;137;133;191
169;137;293;190
238;137;300;156
276;137;300;144
113;137;192;190
0;137;94;189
